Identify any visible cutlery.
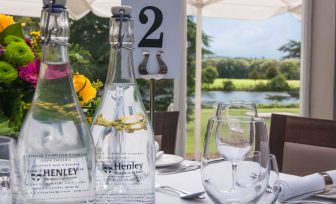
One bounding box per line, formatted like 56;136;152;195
157;164;200;175
155;184;206;199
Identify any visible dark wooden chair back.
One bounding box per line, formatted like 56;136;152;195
270;114;336;176
154;111;179;154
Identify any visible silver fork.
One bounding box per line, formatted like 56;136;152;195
155;184;206;199
158;164;200;175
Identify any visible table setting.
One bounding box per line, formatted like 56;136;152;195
151;101;336;204
155;155;336;204
2;100;336;203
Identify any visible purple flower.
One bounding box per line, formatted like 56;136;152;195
44;63;70;80
24;36;32;47
18;58;40;87
0;45;4;58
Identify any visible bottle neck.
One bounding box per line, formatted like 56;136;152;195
106;46;136;84
40;8;69;65
34;8;74;105
105;16;136;85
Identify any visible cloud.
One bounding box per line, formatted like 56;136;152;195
202;13;301;59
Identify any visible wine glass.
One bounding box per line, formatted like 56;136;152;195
216;102;270;167
0;136;15;204
214;117;267;190
256;154;280;204
201;150;269;203
215;101;258;117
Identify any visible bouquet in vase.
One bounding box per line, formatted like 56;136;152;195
0;14;100;137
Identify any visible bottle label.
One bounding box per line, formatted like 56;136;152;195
96;152;154;203
23;153;90;201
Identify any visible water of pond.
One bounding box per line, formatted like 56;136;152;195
196;91;299;106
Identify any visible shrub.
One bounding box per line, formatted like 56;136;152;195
254;82;269;91
268;75;290;91
287;87;300;98
223;80;235;91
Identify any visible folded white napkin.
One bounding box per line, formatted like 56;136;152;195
278;170;336;202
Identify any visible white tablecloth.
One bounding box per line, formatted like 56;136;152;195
155;169;334;204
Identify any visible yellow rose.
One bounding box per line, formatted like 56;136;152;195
0;14;15;33
73;73;97;105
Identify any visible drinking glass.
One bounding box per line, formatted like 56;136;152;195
215;101;258;117
216;102;269;166
201;150;269;204
0;136;15;204
213;117;267;190
256;154;280;204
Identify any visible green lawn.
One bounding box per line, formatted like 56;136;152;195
186;107;300;158
204;78;300;90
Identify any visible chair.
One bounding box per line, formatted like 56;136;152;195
154;111;179;154
269;113;336;176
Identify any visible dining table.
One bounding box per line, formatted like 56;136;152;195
155;162;335;204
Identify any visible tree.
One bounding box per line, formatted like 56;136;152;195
186;17;213;119
280;58;300;80
70;13;110;82
187;17;213;94
202;66;218;88
260;60;280;79
278;40;301;59
223;80;235;91
268;75;289;91
70;13;179;111
248;69;259;81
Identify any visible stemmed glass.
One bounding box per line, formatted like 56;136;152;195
0;136;15;204
201;149;269;203
214;117;266;190
216;101;258;117
256;154;280;204
216;102;270;167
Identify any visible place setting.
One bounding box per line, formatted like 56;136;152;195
152;102;336;203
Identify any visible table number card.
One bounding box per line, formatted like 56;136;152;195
122;0;183;79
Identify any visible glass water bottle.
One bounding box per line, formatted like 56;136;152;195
91;6;155;204
16;1;95;203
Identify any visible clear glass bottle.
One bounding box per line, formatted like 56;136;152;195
16;1;95;203
91;6;155;204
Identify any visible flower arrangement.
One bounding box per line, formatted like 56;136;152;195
0;14;100;136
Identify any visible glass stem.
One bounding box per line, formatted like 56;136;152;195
231;161;238;190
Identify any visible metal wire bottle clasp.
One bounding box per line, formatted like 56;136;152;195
42;0;70;47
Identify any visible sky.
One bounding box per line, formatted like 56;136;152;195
202;13;301;59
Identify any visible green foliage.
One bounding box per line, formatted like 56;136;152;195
202;66;218;86
254;82;269;91
278;40;301;59
287;87;300;98
91;79;103;89
69;13;110;82
4;35;25;45
69;44;94;80
3;42;34;66
267;75;290;91
206;57;300;81
222;80;234;91
137;79;174;111
186;17;213;120
0;24;24;43
215;57;250;78
261;60;280;79
280;58;300;80
15;17;40;33
248;69;259;80
0;61;18;83
256;103;299;108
